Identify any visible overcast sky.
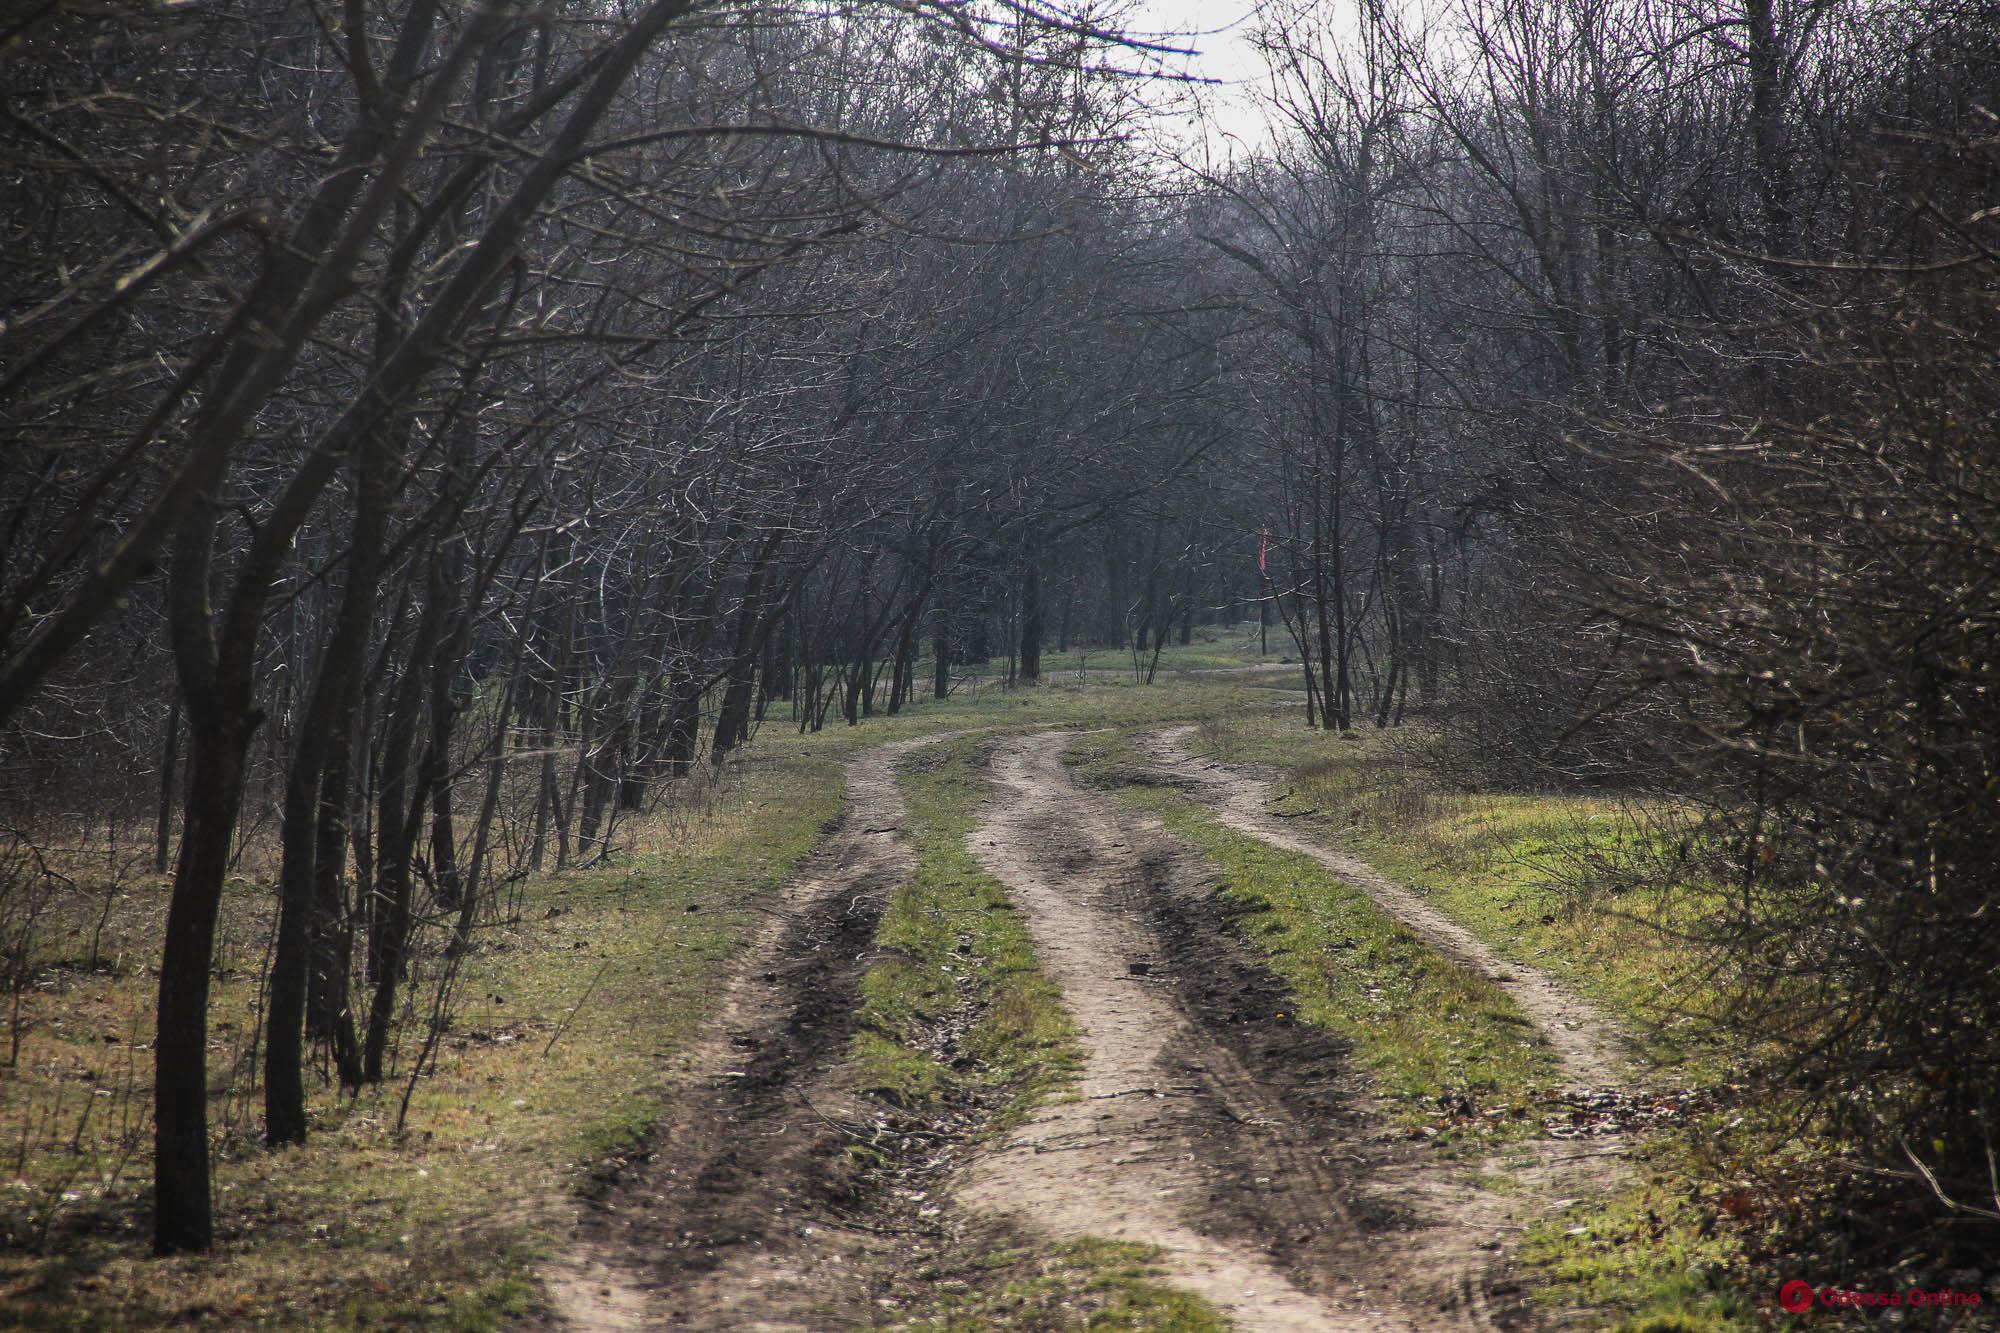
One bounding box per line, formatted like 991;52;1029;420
1118;0;1277;159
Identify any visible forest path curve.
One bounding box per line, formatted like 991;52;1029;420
1139;725;1636;1093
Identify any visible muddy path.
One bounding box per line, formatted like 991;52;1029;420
544;735;946;1331
954;731;1573;1332
1139;725;1637;1092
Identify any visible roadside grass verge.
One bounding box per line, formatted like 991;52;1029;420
852;733;1080;1120
1518;1129;1766;1333
0;750;844;1329
1063;731;1560;1138
1191;714;1727;1071
1171;716;1787;1333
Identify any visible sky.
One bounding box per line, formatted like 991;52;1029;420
1118;0;1278;160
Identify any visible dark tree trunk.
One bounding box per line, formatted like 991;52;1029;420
362;564;448;1084
266;416;395;1143
663;665;700;775
308;708;363;1087
153;710;255;1253
1018;556;1043;682
712;535;779;760
154;699;180;875
932;578;952;701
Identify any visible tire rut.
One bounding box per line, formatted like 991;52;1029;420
544;735;944;1331
956;731;1510;1332
1140;725;1636;1092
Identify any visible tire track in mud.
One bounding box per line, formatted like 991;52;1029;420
955;731;1539;1332
545;735;944;1331
1140;725;1636;1093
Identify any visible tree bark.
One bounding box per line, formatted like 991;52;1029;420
1018;556;1043;682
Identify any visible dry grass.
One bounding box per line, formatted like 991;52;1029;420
0;666;1288;1328
0;747;842;1328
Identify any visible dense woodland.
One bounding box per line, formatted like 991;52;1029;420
2;0;1995;1283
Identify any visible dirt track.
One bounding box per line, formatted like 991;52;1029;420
958;732;1377;1331
1140;725;1636;1091
546;726;1638;1330
547;735;945;1331
949;731;1625;1332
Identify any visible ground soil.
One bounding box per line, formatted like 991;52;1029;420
952;731;1645;1332
544;736;949;1331
544;726;1644;1331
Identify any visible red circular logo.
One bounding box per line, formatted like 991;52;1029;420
1780;1280;1815;1313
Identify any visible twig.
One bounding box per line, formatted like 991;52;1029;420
1901;1139;2000;1222
542;957;615;1059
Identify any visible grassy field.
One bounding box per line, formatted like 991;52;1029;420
953;619;1287;682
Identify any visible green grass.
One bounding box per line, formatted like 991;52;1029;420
1194;715;1727;1071
854;735;1080;1118
1517;1135;1762;1333
1064;731;1560;1137
886;1236;1230;1331
0;664;1778;1331
1171;715;1788;1331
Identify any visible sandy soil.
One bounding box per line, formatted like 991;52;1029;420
951;731;1605;1332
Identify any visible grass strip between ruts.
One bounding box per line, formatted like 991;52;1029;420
861;734;1230;1330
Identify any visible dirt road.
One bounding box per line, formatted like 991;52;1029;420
952;731;1574;1332
1139;725;1635;1091
547;735;945;1331
548;725;1636;1330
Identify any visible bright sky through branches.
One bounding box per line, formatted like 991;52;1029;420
1123;0;1274;158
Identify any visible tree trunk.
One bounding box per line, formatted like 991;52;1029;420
361;565;448;1083
152;710;255;1253
154;699;180;875
308;707;363;1087
1018;556;1043;682
932;575;953;700
267;417;395;1142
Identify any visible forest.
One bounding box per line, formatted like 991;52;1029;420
2;0;1995;1327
